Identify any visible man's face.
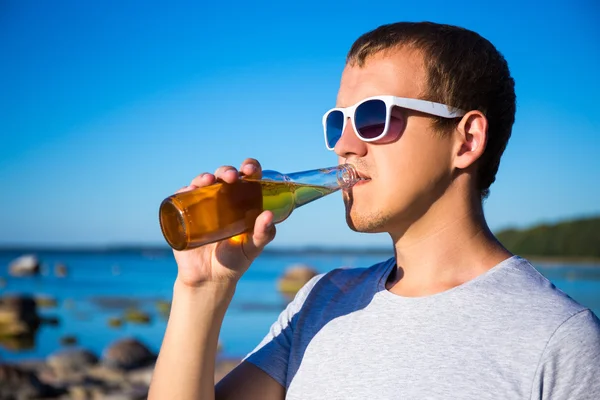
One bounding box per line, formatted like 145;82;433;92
334;48;456;235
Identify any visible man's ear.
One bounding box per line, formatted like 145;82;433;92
454;111;488;170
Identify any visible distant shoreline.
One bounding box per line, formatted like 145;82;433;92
524;255;600;266
1;246;599;264
0;245;394;257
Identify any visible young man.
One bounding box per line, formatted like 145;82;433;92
149;22;600;399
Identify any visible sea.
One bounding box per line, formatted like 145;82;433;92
1;250;599;362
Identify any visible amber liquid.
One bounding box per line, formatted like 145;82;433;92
159;179;336;250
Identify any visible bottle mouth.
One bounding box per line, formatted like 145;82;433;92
336;164;361;188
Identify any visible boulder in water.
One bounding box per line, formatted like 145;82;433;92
8;255;40;277
156;300;171;319
47;348;99;375
60;335;78;346
277;264;318;299
123;308;151;324
54;263;68;278
34;295;58;308
0;363;63;399
102;338;155;370
0;296;40;338
107;317;123;328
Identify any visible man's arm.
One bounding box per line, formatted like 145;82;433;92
148;159;284;400
149;280;285;400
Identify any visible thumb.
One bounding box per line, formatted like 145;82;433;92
242;211;276;261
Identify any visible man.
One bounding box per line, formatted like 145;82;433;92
149;22;600;399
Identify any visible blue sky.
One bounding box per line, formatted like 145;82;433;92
0;0;598;248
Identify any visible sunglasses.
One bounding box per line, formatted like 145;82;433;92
322;95;466;150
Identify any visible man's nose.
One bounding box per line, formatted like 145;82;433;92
334;118;367;158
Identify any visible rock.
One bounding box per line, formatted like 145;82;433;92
0;363;63;399
277;264;318;298
90;296;140;311
86;364;127;384
8;255;40;277
68;383;114;400
73;383;148;400
68;384;95;400
108;317;123;328
34;295;58;308
60;335;78;346
110;384;149;400
102;338;156;370
47;348;99;376
123;308;151;324
0;333;36;351
54;262;68;277
9;358;47;373
156;300;171;320
0;296;40;337
126;364;155;386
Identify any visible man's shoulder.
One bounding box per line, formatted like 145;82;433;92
318;257;392;288
490;256;592;324
293;258;393;306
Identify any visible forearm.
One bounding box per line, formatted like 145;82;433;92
149;279;236;400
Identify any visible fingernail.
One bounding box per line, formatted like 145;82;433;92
244;164;257;174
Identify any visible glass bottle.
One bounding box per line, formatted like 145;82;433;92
159;164;360;251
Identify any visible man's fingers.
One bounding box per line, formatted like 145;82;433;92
214;165;239;183
187;160;260;191
241;211;276;261
189;173;216;188
240;158;263;180
175;184;198;194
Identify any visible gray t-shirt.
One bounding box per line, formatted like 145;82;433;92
245;256;600;399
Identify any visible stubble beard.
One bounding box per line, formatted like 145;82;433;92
343;193;389;233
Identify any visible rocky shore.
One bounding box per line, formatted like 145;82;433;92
0;255;319;399
0;341;241;399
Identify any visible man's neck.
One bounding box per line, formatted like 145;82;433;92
387;187;512;297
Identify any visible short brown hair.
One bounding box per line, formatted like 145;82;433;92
347;22;516;199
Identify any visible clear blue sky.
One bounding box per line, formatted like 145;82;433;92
0;0;598;248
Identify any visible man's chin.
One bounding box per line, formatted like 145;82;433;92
345;212;386;234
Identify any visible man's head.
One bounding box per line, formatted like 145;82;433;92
329;22;516;235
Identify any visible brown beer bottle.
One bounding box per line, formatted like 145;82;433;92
159;164;360;251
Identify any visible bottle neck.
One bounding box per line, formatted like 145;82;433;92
276;164;360;190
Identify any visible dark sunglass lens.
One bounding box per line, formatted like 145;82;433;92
355;100;387;139
326;110;344;148
387;114;407;139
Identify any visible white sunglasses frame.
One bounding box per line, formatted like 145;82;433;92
322;95;467;150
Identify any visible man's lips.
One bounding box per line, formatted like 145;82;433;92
354;171;371;185
357;171;371;181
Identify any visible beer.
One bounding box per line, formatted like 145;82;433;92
159;164;360;250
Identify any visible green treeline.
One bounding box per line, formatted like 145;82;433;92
495;216;600;258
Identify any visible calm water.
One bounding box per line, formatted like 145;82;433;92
1;250;599;361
